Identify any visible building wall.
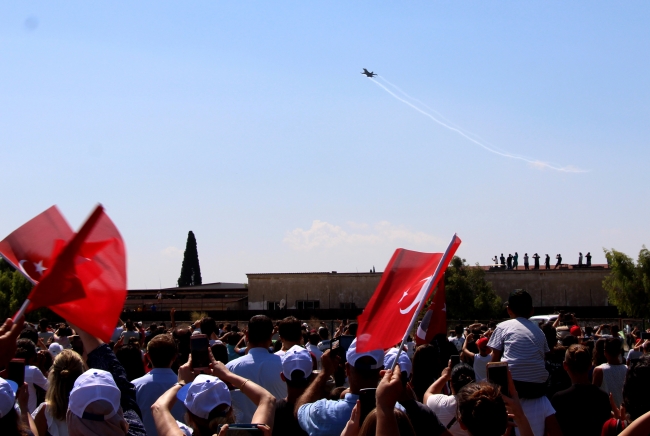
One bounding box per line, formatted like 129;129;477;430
247;272;382;310
247;268;611;311
484;269;610;307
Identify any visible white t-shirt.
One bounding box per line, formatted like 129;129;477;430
518;396;555;436
425;394;468;436
25;365;49;413
473;353;491;382
450;336;465;352
306;343;323;369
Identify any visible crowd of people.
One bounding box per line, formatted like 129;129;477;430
2;290;650;436
492;252;593;270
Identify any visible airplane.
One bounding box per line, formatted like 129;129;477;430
361;68;377;78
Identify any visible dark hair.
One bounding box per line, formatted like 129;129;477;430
358;408;415;436
541;322;557;349
285;371;314;389
0;407;31;436
346;322;358;337
329;386;346;400
507;289;533;317
564;344;591;373
561;335;579;347
451;363;476;393
278;317;302;342
454;324;464;335
319;327;329;340
147;334;178;368
457;382;507;436
604;337;621;358
172;327;192;372
309;333;320;346
16;338;37;362
210;343;229;365
19;328;38;346
623;355;650;420
411;342;449;402
247;315;273;345
39;318;49;331
273;340;283;353
115;343;145;381
593;338;607;366
226;332;241;346
125;319;135;331
200;317;217;337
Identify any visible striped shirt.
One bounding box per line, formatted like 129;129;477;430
487;317;549;384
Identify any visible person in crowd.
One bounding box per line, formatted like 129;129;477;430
273;345;314;436
550;344;610;436
53;324;72;349
306;331;323;370
410;339;455;402
32;349;86;436
111;319;125;343
544;254;550;270
449;325;465;352
602;355;650;435
578;252;583;267
16;338;49;414
151;352;276;436
487;289;562;436
541;323;571;399
211;342;229;365
586;252;592;267
225;331;245;362
424;362;475;436
593;337;628;407
513;252;519;270
36;348;54;378
132;334;185;436
532;253;540;269
554;254;562;269
276;316;303;356
524;253;529;270
171;327;192;373
295;339;384;436
199;317;219;346
456;373;534;436
499;254;505;268
121;320;141;343
317;327;331;352
506;254;512;270
37;319;54;344
226;315;286;421
492;255;498;266
67;321;147;436
115;341;146;381
461;334;491;382
1;377;39;436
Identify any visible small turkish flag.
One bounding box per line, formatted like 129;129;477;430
356;235;460;353
415;280;447;346
0;205;127;342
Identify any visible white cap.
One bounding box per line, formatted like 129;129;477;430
346;338;384;370
302;323;309;329
176;374;231;419
0;377;18;418
49;343;64;358
69;369;121;421
281;345;313;380
383;348;413;376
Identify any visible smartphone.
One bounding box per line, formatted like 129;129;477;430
218;424;262;434
190;334;210;370
641;332;650;340
8;359;25;386
359;388;377;425
450;355;460;367
487;362;509;396
338;335;355;354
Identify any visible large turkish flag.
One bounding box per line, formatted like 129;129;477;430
356;235;460;353
415;279;447;346
0;205;127;342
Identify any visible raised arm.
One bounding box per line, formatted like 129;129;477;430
376;365;402;436
461;334;475;361
423;363;451;404
294;349;336;418
151;384;186;436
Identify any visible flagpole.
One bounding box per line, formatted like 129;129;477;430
390;233;457;371
13;299;30;322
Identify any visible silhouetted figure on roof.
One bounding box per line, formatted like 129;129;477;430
500;253;505;269
555;253;563;269
578;252;583;267
507;254;513;270
533;253;540;269
513;252;519;270
586;252;592;267
544;254;550;269
524;253;530;270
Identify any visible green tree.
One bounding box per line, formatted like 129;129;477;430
444;256;502;320
603;247;650;318
0;259;53;322
178;231;202;287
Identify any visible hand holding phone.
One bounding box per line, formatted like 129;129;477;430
487;362;509;397
7;359;25;386
190;334;210;371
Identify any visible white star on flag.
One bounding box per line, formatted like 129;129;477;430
34;260;48;275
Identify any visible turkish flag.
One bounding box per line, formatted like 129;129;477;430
415;280;447;346
356;235;460;353
0;205;127;342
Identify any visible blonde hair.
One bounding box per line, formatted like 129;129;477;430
46;350;87;421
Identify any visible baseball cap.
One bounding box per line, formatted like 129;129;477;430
476;337;489;349
346;338;384;370
176;374;231;419
69;369;121;421
0;377;18;418
49;343;64;358
281;345;313;380
383;348;412;376
570;326;582;337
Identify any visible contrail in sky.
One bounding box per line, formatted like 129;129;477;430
369;77;586;173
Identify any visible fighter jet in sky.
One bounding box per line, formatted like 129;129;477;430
361;68;377;78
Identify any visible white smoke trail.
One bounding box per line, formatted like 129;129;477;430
369;78;586;173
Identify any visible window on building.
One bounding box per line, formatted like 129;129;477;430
340;302;357;309
296;300;320;310
267;301;281;311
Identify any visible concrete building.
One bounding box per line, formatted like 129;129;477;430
125;282;248;312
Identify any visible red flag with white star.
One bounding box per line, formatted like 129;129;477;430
0;205;127;342
415;279;447;346
356;235;460;353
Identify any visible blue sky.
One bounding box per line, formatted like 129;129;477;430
1;2;648;288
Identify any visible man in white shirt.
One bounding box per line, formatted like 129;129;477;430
16;338;48;413
449;324;465;352
275;316;303;357
306;331;323;369
226;315;287;422
132;334;186;436
317;327;331;352
461;334;492;382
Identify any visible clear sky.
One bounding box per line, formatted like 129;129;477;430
1;2;648;289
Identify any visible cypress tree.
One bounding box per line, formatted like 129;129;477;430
178;231;202;287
